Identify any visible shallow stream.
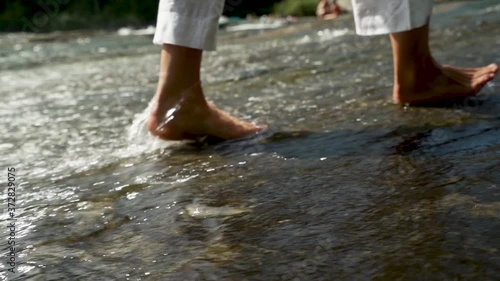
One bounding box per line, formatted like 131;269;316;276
1;1;499;280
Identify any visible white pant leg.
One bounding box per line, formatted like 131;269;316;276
352;0;433;36
153;0;224;51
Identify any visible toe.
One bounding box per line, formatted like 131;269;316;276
472;73;494;92
473;65;498;82
488;63;499;73
476;64;499;78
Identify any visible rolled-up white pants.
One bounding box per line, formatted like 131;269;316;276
153;0;433;51
352;0;433;35
153;0;224;50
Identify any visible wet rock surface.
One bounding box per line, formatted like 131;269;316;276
0;1;499;280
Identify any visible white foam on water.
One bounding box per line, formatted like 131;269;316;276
125;101;175;156
117;25;156;36
296;28;351;44
226;21;287;32
185;203;249;218
125;81;201;157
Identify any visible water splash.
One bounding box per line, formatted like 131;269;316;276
124;81;201;157
126;100;173;155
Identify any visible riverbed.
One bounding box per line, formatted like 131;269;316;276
1;1;499;280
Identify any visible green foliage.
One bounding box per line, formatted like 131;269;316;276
0;0;160;32
0;2;26;31
274;0;318;16
221;0;282;18
0;0;305;32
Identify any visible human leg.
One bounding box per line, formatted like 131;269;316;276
147;44;262;140
351;0;498;104
389;24;498;104
148;0;262;140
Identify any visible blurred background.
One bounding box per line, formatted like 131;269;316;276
0;0;465;32
0;0;308;32
1;1;498;280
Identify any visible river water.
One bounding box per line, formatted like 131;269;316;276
1;1;499;280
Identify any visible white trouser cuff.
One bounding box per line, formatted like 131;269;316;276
352;0;433;36
153;0;223;51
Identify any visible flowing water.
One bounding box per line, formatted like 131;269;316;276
1;1;499;280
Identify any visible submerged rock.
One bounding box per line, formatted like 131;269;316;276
185;203;249;218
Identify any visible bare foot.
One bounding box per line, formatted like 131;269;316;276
147;83;263;141
316;0;341;20
322;12;340;20
394;63;498;105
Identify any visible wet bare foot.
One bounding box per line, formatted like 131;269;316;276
394;63;498;105
147;83;263;141
316;0;341;20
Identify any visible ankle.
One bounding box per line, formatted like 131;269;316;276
155;80;205;109
395;56;440;85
